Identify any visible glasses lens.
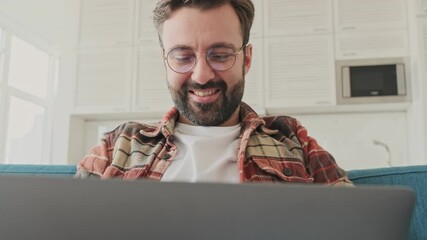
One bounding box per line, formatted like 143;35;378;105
207;47;237;71
167;48;196;73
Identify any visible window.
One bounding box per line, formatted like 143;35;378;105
8;36;50;99
5;97;46;164
0;26;58;164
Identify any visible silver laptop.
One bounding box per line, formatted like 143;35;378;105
0;175;415;240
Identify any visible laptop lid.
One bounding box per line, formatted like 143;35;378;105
0;175;415;240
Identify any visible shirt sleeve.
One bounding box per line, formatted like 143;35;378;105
75;138;112;179
293;119;353;186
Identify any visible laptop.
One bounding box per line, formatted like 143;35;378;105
0;175;415;240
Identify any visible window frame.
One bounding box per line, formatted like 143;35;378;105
0;22;59;164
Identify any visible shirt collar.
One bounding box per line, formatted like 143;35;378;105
239;102;278;135
140;102;277;138
139;106;178;138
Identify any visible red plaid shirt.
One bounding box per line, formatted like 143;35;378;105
76;102;352;185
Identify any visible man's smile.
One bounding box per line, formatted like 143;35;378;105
189;88;221;103
190;89;219;97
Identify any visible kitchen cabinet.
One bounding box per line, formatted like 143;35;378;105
263;0;333;36
262;0;336;108
75;47;133;113
74;0;410;112
75;0;266;114
264;35;336;108
334;0;409;59
78;0;135;48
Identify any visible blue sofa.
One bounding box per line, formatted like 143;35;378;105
0;164;426;240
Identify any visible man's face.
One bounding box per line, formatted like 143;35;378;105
161;4;252;126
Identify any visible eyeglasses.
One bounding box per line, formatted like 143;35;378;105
163;44;247;74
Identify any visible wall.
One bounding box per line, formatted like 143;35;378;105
0;0;426;167
407;0;427;165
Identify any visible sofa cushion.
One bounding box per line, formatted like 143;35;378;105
349;165;427;240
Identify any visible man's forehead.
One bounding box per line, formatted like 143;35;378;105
161;4;243;49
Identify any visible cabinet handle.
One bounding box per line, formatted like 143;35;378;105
113;108;126;112
115;41;132;46
313;28;327;32
315;101;330;105
341;26;356;31
343;53;357;57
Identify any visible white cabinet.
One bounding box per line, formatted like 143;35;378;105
334;0;409;59
74;0;411;112
75;0;136;114
241;0;265;112
75;0;267;114
78;0;135;48
263;0;333;36
265;35;336;108
75;47;133;113
417;0;427;16
243;38;264;111
250;0;263;38
421;19;427;68
136;0;159;43
132;0;172;113
334;0;407;32
133;43;172;112
75;0;173;114
70;0;415;168
262;0;335;108
335;30;409;59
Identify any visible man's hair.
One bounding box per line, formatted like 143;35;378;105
152;0;255;48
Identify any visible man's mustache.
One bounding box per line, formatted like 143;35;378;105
182;80;227;91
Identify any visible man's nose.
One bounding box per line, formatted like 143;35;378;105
190;57;215;85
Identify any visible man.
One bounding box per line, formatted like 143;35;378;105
76;0;352;186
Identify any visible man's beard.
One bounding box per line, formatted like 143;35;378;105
168;75;244;126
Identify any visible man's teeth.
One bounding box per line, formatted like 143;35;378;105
193;90;216;97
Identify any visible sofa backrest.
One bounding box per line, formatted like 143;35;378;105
349;165;427;240
0;164;76;176
0;164;426;240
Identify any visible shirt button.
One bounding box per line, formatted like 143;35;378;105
162;154;171;160
283;168;293;177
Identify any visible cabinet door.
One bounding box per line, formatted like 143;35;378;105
250;0;264;38
417;0;427;16
265;35;336;108
334;0;409;60
334;0;407;32
264;0;333;36
75;47;132;114
136;0;159;44
133;43;172;112
422;19;427;70
243;38;264;113
335;29;409;59
79;0;135;48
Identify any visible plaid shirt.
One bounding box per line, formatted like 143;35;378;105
76;102;352;186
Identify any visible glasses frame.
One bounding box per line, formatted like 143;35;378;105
163;44;247;74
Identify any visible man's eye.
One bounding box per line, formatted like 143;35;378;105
209;53;233;62
172;55;194;64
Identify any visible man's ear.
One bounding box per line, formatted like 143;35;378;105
161;48;167;70
243;44;253;75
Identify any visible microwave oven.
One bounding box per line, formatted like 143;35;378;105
336;58;410;104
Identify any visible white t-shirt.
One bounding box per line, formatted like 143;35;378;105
161;123;241;183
